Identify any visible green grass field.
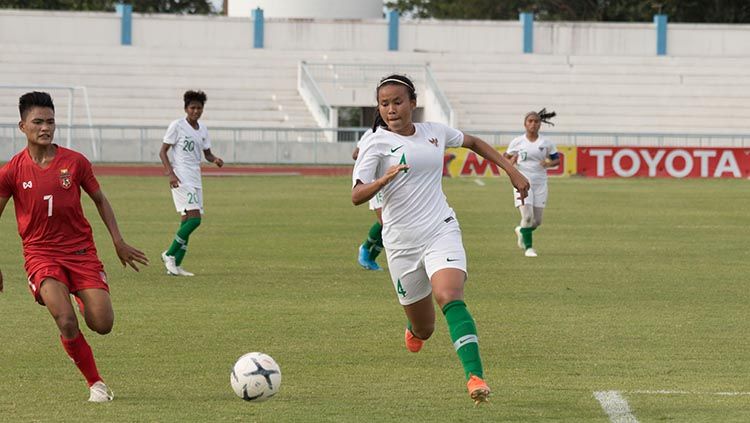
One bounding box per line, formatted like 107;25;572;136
0;175;748;422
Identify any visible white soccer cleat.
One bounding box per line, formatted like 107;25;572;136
161;251;179;275
514;226;524;249
88;381;113;403
175;266;194;277
524;248;538;257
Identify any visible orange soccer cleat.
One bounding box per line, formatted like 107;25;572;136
404;328;424;353
467;374;491;405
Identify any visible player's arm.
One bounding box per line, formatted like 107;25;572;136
0;196;7;292
462;133;529;200
542;152;561;168
352;164;406;206
159;143;180;188
352;147;360;161
203;149;224;167
87;189;149;271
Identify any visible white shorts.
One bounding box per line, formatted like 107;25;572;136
385;220;467;305
368;191;383;211
514;181;548;208
171;185;203;215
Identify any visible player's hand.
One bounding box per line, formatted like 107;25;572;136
507;168;530;205
214;157;224;168
379;164;409;187
114;240;149;272
169;173;180;189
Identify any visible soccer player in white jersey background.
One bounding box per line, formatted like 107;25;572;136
159;90;224;276
352;75;530;404
352;129;385;271
504;109;559;257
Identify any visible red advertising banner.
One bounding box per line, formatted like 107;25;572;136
577;147;750;178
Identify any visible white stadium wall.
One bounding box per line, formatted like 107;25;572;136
2;9;750;56
227;0;383;19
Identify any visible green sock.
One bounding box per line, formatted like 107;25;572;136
362;221;382;250
442;300;483;380
368;240;383;261
520;227;535;249
166;217;201;257
175;242;188;266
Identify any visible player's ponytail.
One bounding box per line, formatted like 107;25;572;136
371;113;387;132
524;108;556;126
538;108;556;126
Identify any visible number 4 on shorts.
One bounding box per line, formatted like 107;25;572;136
397;279;406;297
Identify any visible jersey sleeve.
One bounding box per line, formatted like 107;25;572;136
78;154;100;195
356;129;375;149
0;162;13;198
163;120;179;145
352;135;386;188
506;138;521;156
437;123;464;148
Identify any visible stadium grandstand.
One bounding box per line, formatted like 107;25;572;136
1;4;749;164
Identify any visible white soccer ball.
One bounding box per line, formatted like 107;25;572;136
230;352;281;402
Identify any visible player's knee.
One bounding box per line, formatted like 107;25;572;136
55;314;79;338
89;315;114;335
93;325;112;335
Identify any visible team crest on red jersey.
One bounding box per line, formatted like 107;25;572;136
428;138;438;147
59;169;71;189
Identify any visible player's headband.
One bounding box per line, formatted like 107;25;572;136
378;78;414;91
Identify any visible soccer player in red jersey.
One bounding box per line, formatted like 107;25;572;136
0;92;149;402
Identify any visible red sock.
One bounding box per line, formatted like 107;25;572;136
60;331;102;387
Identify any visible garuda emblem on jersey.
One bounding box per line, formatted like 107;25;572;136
428;138;438;147
59;169;71;189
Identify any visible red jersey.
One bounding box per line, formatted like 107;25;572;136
0;145;100;257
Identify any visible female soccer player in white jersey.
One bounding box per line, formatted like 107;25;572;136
159;90;223;276
352;75;530;404
352;129;385;271
504;109;559;257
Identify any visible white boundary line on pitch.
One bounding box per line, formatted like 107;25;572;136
627;390;750;396
594;391;639;423
594;389;750;423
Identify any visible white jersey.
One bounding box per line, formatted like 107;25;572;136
352;122;464;249
163;118;211;188
506;135;557;184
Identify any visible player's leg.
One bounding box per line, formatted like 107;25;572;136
519;204;535;247
387;247;432;351
174;209;201;271
431;269;489;403
532;207;544;229
367;207;384;269
39;279;107;392
359;221;382;270
426;228;489;403
359;193;384;270
76;288;114;335
164;187;201;275
403;293;435;352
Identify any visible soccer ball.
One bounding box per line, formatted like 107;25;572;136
230;352;281;402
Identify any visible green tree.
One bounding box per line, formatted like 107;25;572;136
0;0;216;14
386;0;750;23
